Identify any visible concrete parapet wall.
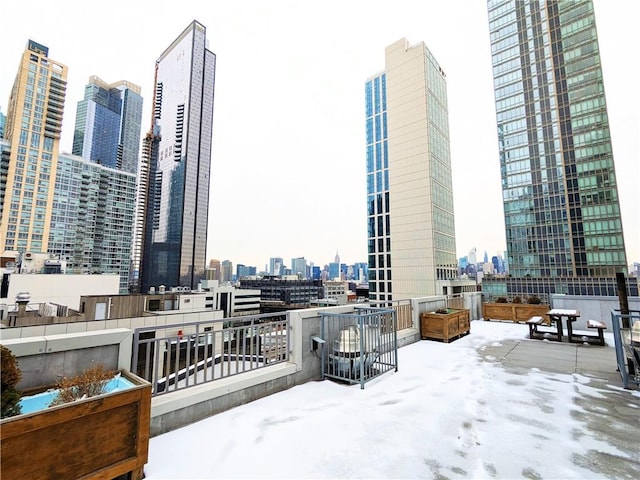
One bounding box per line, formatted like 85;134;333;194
1;328;132;391
550;295;640;330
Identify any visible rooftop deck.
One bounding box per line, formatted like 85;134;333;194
144;320;639;479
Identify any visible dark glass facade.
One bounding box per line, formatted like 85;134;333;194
486;0;630;299
140;21;216;292
72;78;142;175
365;73;391;303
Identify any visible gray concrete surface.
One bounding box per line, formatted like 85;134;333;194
479;338;639;479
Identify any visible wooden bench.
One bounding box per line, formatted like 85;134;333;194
527;316;545;338
586;320;606;346
527;315;560;341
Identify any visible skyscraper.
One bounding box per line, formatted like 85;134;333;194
134;21;216;293
72;76;143;174
486;0;634;299
366;38;457;303
1;40;67;255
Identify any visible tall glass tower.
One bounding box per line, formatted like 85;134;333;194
486;0;632;299
72;76;143;174
135;21;216;293
366;39;457;303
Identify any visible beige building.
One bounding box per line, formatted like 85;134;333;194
1;40;68;255
366;39;457;303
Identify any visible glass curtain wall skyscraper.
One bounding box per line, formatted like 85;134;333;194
1;40;67;255
135;21;215;293
486;0;633;299
72;76;143;174
366;39;457;303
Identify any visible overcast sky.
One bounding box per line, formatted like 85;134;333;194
1;1;637;270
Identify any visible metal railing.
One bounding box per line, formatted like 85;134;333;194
369;299;412;330
132;312;289;396
610;309;640;389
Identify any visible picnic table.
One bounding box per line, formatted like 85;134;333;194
546;309;580;342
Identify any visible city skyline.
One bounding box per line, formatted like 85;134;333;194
1;1;637;271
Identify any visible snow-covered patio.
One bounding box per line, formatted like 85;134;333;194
145;320;639;479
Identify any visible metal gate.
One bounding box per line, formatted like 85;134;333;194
320;307;398;389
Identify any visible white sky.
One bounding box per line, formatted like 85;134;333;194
1;1;637;270
144;320;639;479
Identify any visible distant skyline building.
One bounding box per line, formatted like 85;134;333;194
366;38;457;303
236;264;256;279
72;76;143;174
135;21;216;293
48;152;136;293
220;260;233;283
486;0;634;298
1;40;68;255
0;106;6;138
291;257;307;278
207;259;221;281
269;257;284;276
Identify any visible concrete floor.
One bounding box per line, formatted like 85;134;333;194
479;337;640;479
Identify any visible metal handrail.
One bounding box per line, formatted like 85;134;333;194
132;312;289;396
610;309;640;389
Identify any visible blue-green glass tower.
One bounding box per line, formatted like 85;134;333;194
486;0;633;299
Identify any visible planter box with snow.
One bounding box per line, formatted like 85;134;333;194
0;370;151;480
420;309;470;343
482;303;550;323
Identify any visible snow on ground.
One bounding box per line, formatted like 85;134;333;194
145;320;638;479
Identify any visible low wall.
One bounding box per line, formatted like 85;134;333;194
1;329;132;391
2;302;426;437
550;295;640;330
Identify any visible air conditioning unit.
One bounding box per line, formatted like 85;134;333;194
24;252;33;260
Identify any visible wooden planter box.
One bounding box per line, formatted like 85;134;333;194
421;309;470;343
482;303;550;323
1;370;151;480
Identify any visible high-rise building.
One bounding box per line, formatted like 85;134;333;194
236;264;256;279
269;257;283;276
366;39;457;303
48;152;136;293
0;106;6;139
72;76;143;174
134;21;216;293
220;260;233;283
1;40;68;255
486;0;634;299
291;257;307;278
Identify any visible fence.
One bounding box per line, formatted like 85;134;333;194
610;310;640;389
320;307;398;389
132;312;288;396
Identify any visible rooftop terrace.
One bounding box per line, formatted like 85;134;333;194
144;320;639;479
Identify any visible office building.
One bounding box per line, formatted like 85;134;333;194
72;76;143;174
1;40;68;254
135;21;216;293
486;0;634;299
366;39;457;303
48;152;136;293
